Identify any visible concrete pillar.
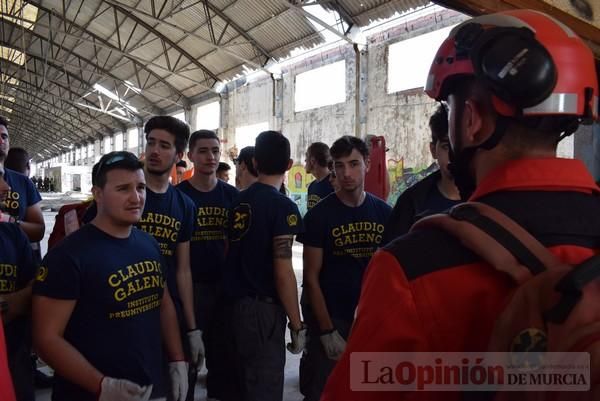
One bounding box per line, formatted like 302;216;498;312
272;76;283;131
138;125;145;156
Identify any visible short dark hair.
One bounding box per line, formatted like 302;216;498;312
307;142;331;168
189;129;219;152
93;151;143;188
255;131;290;175
235;146;257;177
5;147;30;174
330;135;369;160
144;116;190;153
0;116;8;129
217;162;230;172
176;160;187;169
429;105;449;144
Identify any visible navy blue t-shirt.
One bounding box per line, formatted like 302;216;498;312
307;175;334;210
33;224;166;401
417;183;461;220
177;179;239;283
137;186;195;312
0;222;35;358
297;193;391;322
3;169;42;220
225;182;303;300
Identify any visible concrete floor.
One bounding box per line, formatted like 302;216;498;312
35;192;305;401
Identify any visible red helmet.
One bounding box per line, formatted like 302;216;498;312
425;9;598;121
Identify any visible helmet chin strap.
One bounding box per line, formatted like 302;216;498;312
448;104;510;201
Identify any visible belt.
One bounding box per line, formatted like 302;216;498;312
247;294;279;305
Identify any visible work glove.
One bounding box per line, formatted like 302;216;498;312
187;329;205;369
320;329;346;360
98;376;152;401
168;361;189;401
286;322;307;354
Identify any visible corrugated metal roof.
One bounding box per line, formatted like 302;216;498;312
5;0;439;158
324;0;431;26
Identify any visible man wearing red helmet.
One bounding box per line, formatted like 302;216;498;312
321;9;600;401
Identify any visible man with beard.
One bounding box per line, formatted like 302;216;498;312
322;10;600;401
139;116;202;398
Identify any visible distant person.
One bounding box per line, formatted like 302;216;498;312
233;146;258;190
382;105;460;244
4;147;30;177
216;162;231;183
33;152;188;401
175;160;187;184
304;142;333;210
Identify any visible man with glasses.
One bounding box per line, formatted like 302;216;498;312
33;151;188;401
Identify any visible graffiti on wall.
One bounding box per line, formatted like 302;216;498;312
387;160;439;206
287;164;314;215
286;160;439;215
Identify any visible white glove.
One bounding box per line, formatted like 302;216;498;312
320;330;346;360
187;329;205;368
286;322;307;354
98;376;152;401
168;361;189;401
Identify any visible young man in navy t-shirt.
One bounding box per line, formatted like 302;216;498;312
0;116;45;243
140;116;202;396
297;135;391;401
0;160;37;401
177;129;238;399
382;105;460;243
305;142;334;211
33;152;188;401
224;131;306;401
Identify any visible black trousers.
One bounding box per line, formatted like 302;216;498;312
230;297;286;401
302;313;352;401
6;320;34;401
192;281;223;398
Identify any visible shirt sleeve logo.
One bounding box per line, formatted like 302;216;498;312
287;214;298;227
230;203;251;241
36;266;48;282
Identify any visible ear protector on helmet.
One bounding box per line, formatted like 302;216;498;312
455;23;558;110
